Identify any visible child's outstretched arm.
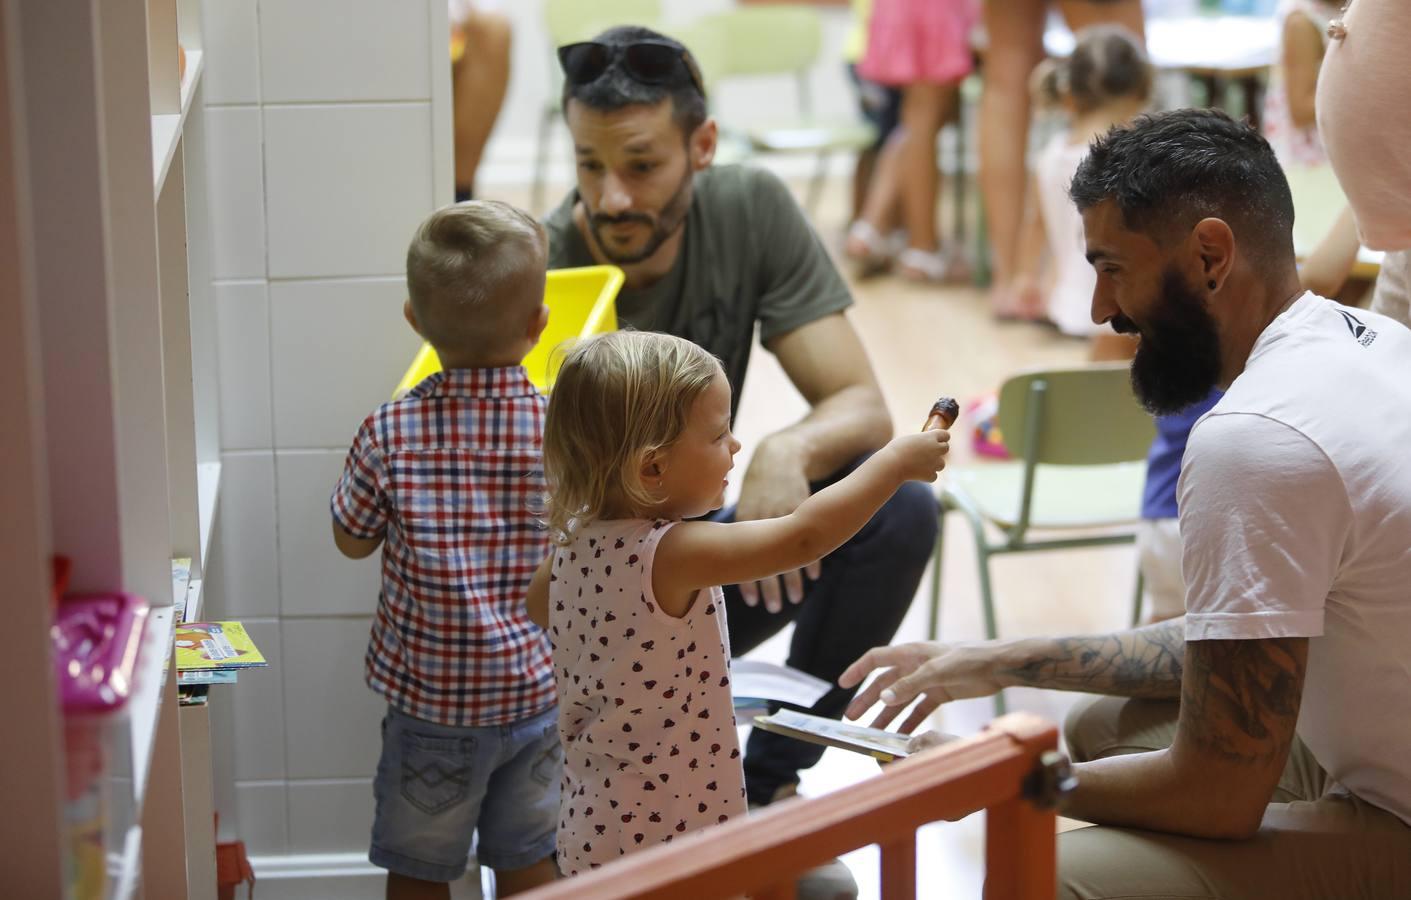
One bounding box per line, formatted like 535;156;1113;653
654;428;949;615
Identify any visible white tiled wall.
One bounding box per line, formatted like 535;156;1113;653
262;105;435;278
200;0;450;869
215;283;274;449
268;278;423;448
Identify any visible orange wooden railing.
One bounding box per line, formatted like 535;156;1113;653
521;713;1063;900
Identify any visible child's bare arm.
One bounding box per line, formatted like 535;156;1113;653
1300;205;1360;299
331;519;383;559
525;553;553;629
655;429;949;604
1281;11;1325;129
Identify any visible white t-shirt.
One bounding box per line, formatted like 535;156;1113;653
1036;132;1102;338
1179;292;1411;825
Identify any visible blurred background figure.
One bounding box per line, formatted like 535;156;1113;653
978;0;1145;319
845;0;980;282
1016;24;1152;349
450;0;513;201
842;0;905;276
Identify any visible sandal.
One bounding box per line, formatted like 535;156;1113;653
845;220;896;277
897;247;949;282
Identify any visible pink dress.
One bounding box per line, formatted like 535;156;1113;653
858;0;979;87
549;519;746;875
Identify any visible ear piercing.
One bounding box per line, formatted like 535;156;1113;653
1208;280;1217;290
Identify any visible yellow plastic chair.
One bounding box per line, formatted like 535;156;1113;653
690;6;877;214
393;265;624;397
931;364;1156;714
531;0;665;212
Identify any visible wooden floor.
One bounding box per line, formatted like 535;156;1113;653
498;173;1135;899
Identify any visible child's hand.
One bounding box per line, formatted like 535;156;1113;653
884;429;950;483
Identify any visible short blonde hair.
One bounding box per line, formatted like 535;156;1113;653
405;200;547;360
543;331;722;544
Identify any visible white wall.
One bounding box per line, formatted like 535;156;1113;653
199;0;450;875
198;1;861;890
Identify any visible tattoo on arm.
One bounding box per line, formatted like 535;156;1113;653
1001;619;1187;699
1178;637;1307;765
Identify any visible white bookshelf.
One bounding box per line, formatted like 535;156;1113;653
3;0;221;896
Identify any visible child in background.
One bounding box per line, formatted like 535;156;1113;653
1018;25;1152;349
844;0;979;281
527;331;949;874
842;0;904;274
1262;0;1365;300
1262;0;1342;167
331;201;560;899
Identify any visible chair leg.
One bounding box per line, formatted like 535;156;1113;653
1130;567;1146;629
977;548;1007;716
927;509;947;642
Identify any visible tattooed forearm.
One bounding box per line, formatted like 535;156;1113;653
1000;619;1186;698
1178;637;1307;765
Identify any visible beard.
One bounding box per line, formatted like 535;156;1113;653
587;167;693;265
1113;267;1224;416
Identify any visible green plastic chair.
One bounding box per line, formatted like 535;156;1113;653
689;6;877;214
930;364;1156;714
531;0;665;212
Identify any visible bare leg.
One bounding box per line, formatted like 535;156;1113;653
387;872;450;900
895;82;956;260
977;0;1047;305
493;856;559;895
451;10;512;198
851;148;878;224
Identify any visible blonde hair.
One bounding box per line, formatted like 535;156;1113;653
1032;25;1152;115
405;200;547;360
543;331;722;544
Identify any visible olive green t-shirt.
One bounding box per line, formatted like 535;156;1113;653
543;165;854;416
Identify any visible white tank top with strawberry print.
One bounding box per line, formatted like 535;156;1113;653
548;518;747;875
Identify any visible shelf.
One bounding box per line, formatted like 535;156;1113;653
151;48;204;191
196;460;221;577
128;604;175;817
185;579;205;625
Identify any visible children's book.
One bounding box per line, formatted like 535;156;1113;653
174;622;268;671
752;709;914;762
177;669;240;686
730;659;831;725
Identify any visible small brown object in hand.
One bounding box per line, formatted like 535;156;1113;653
922;396;959;432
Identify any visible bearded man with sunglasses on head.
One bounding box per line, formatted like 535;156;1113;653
543;24;940;823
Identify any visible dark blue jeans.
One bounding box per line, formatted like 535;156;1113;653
711;455;939;805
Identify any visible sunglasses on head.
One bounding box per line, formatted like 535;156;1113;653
557;39;706;99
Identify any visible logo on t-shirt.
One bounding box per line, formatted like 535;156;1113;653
1337;309;1379;347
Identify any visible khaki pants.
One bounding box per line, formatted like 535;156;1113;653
1057;696;1411;899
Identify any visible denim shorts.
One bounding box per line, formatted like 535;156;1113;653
369;705;561;881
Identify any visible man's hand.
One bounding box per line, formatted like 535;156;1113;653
839;641;1004;733
733;434;822;613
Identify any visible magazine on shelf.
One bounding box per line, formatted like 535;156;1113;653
752;709;914;762
177;669;240;686
174;622;268;671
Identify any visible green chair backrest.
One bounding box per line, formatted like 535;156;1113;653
996;364;1156;467
543;0;664;46
693;7;822;79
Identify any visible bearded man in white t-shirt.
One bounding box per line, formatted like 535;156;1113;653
842;108;1411;899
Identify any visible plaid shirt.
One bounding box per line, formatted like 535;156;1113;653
331;367;555;726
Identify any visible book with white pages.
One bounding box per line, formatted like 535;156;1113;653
730;659;831;724
752;708;915;762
